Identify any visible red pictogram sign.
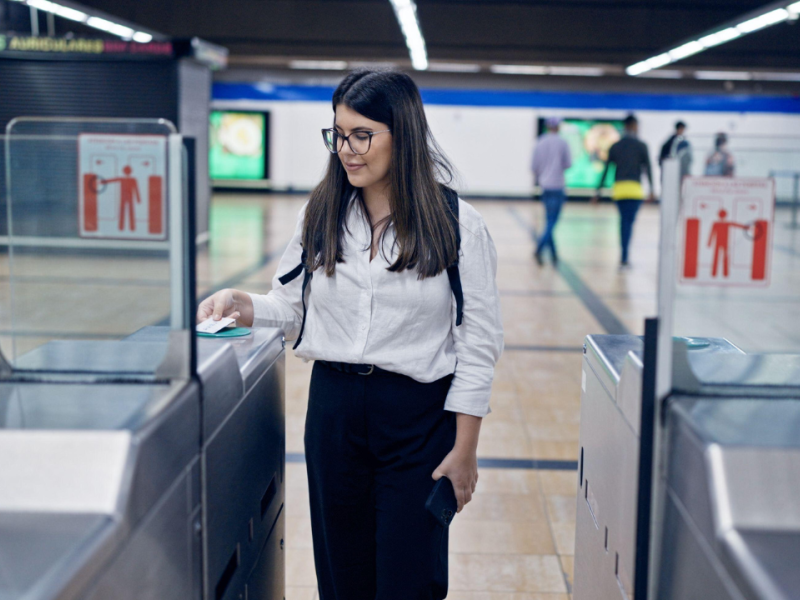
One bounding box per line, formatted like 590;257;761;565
78;134;167;240
679;177;774;287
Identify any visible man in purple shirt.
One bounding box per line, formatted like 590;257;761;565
532;117;572;265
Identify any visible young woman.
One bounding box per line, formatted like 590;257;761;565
198;69;503;599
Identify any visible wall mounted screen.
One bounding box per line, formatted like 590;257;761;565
209;111;268;180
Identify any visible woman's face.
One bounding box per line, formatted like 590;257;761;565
334;104;392;191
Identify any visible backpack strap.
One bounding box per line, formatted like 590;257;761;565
441;186;464;327
277;247;312;349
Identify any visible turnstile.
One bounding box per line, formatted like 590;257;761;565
573;335;744;600
0;327;285;600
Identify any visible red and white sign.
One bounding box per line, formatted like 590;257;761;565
78;134;167;240
678;177;774;287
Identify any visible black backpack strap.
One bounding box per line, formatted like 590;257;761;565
441;186;464;327
277;247;312;349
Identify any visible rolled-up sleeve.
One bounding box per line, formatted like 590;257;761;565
444;207;504;417
247;203;307;339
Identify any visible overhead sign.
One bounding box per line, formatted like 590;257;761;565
679;177;774;287
0;35;173;57
78;134;167;240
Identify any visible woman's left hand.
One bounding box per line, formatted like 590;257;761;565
432;447;479;513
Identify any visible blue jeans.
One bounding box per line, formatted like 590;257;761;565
536;189;565;260
617;199;642;263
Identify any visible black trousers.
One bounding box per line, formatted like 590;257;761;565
304;361;457;600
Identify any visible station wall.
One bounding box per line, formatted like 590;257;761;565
212;83;800;198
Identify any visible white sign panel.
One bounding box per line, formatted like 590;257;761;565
78;134;167;240
678;177;774;287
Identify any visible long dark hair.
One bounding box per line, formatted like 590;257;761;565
302;69;458;279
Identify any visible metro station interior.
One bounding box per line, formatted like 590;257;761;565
1;1;800;599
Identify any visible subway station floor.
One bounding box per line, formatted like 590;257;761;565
4;193;799;598
197;194;662;600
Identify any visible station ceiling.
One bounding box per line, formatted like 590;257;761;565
46;0;800;70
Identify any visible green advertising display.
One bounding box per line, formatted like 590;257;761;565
209;111;266;180
557;119;623;189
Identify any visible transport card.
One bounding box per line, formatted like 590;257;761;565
196;317;236;334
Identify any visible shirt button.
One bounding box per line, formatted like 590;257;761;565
361;324;367;330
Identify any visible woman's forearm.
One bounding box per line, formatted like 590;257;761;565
453;413;482;454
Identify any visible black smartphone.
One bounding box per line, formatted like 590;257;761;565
425;476;458;527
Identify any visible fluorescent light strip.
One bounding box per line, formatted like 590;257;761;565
753;71;800;81
491;64;548;75
628;3;796;76
21;0;154;42
669;41;703;60
549;66;605;76
427;62;482;73
86;16;134;39
389;0;428;70
695;70;752;80
736;8;788;33
491;64;605;77
698;27;741;48
639;69;684;79
289;60;348;70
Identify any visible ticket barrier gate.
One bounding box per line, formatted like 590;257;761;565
0;118;286;600
574;335;800;600
0;328;285;600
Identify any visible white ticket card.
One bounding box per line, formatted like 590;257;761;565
196;317;236;334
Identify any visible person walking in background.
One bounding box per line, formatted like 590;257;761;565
705;132;735;177
531;116;572;266
659;120;692;181
592;114;654;269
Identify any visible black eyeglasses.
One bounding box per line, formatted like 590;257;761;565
322;128;391;155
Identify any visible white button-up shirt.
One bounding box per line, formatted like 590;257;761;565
249;197;504;418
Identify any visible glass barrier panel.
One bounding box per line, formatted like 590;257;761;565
2;118;188;379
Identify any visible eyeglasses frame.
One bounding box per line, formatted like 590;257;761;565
321;128;391;155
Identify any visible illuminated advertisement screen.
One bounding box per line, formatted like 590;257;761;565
209;111;268;180
539;118;623;188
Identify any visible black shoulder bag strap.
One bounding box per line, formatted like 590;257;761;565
277;247;312;349
442;187;464;327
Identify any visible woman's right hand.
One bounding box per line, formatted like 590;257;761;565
197;288;243;324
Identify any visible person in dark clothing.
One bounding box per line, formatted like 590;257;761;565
592;114;654;268
659;121;692;181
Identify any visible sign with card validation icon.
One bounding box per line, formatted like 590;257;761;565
678;177;774;287
78;134;167;240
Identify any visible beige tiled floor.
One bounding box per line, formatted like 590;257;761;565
253;197;664;600
18;192;799;598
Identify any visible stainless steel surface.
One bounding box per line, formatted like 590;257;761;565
659;396;800;600
12;341;169;375
0;322;285;600
200;331;285;600
575;335;747;600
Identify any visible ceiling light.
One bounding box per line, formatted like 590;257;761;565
86;16;135;39
548;66;605;76
695;70;752;80
427;62;481;73
751;71;800;81
639;69;684;79
669;41;704;60
627;53;671;76
789;1;800;15
698;27;741;48
490;64;548;75
25;0;87;22
736;8;788;33
289;60;348;70
389;0;427;70
132;32;153;43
